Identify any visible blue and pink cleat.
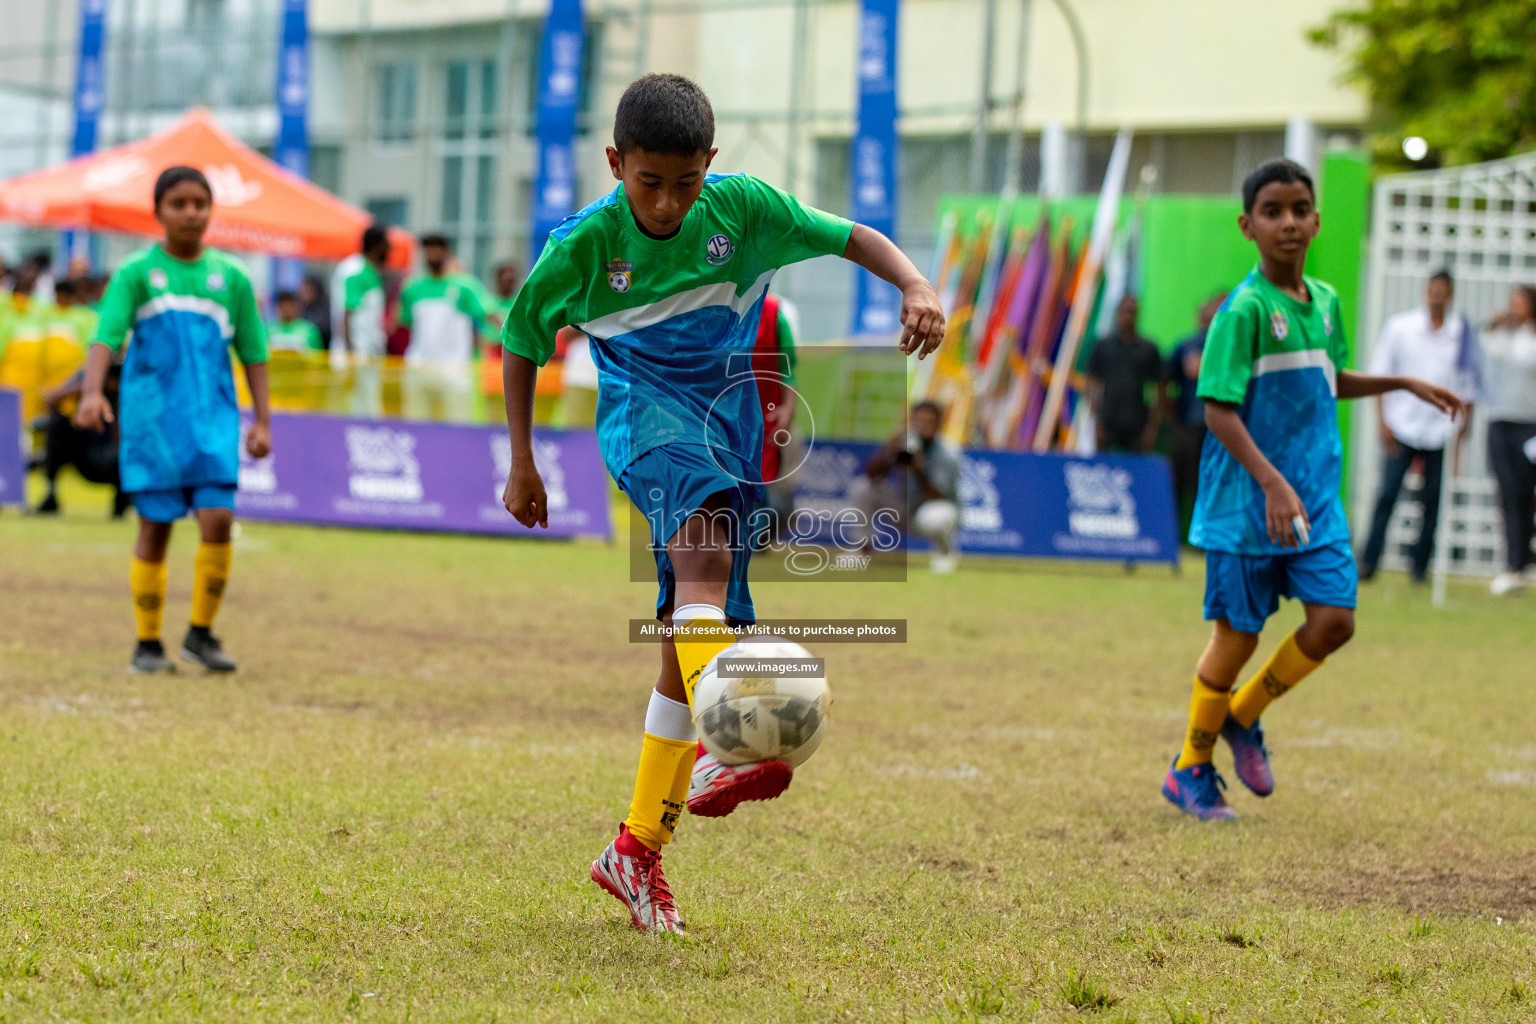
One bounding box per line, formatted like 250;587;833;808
1221;714;1274;797
1161;757;1237;821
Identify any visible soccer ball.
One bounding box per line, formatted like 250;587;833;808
694;638;829;768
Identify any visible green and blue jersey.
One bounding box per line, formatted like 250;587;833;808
502;173;852;480
93;245;267;494
1191;267;1349;556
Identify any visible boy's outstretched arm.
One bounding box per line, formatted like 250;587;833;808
501;351;548;529
1205;401;1308;549
843;224;946;358
1338;370;1465;420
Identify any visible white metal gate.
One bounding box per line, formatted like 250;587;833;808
1358;151;1536;577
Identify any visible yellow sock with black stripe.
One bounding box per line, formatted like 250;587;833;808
189;542;232;629
624;691;698;850
1229;632;1322;729
1175;676;1230;769
671;603;735;707
130;558;168;642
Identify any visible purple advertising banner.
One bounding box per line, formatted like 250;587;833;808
794;439;1180;564
0;390;23;506
236;411;611;539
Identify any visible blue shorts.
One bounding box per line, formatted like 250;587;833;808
132;483;237;523
1204;537;1358;634
619;444;764;623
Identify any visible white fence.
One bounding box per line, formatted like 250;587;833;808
1360;150;1536;577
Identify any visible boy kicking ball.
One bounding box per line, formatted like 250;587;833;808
1163;159;1464;821
499;75;944;932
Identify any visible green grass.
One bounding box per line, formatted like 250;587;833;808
2;494;1535;1022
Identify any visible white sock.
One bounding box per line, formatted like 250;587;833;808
673;602;726;624
644;690;696;743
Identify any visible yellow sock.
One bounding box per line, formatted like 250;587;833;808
189;542;232;629
130;558;168;642
1175;676;1230;769
624;734;697;850
1229;632;1322;728
672;603;735;707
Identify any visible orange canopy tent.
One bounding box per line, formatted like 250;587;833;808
0;108;411;268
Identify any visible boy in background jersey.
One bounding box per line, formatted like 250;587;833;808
75;166;270;674
499;74;944;933
1162;159;1462;821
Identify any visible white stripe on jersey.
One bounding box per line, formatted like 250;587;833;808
578;270;775;340
1253;347;1336;397
135;294;235;340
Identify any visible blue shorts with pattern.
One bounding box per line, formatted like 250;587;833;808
132;483;237;523
1203;536;1357;634
619;443;764;623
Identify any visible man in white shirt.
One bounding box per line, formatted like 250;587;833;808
1359;270;1478;582
329;224;392;417
397;234;487;422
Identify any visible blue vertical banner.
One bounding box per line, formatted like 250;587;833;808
530;0;585;265
64;0;109;264
272;0;311;294
850;0;901;338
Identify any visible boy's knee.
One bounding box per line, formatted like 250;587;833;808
1302;608;1354;655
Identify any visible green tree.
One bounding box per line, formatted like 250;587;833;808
1310;0;1536;169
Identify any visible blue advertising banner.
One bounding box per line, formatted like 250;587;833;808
849;0;902;338
530;0;585;265
0;390;22;506
64;0;109;262
793;440;1180;564
236;411;611;540
272;0;311;294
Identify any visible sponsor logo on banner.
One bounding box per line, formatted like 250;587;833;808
958;456;1002;532
345;425;424;502
235;416;298;511
486;433;586;526
1063;462;1139;539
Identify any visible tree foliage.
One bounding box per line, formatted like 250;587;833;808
1310;0;1536;169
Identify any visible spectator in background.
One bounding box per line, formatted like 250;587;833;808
267;290;324;353
398;233;486;422
331;223;391;416
1482;284;1536;595
1087;294;1164;453
34;355;127;518
852;400;963;573
1359;270;1478;583
1166;294;1225;537
298;274;332;351
485;261;520;333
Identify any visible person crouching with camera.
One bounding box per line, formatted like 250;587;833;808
850;400;963;573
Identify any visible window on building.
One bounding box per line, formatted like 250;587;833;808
365;197;410;229
438;57;501;281
376;62;418;143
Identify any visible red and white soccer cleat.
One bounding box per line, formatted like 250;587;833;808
686;743;792;818
590;824;686;934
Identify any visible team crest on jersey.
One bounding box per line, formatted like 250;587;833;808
206;272;226;292
148;268;168;290
1270;310;1289;341
705;233;735;266
604;258;633;293
1322;310;1333;336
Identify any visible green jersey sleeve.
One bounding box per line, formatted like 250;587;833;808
1197;296;1261;404
396;279;417;328
229;266;268;364
343;267;373;312
456;280;486;327
747;177;854;267
92;260;146;352
502;247;580;367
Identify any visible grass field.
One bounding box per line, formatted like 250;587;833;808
3;493;1535;1023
